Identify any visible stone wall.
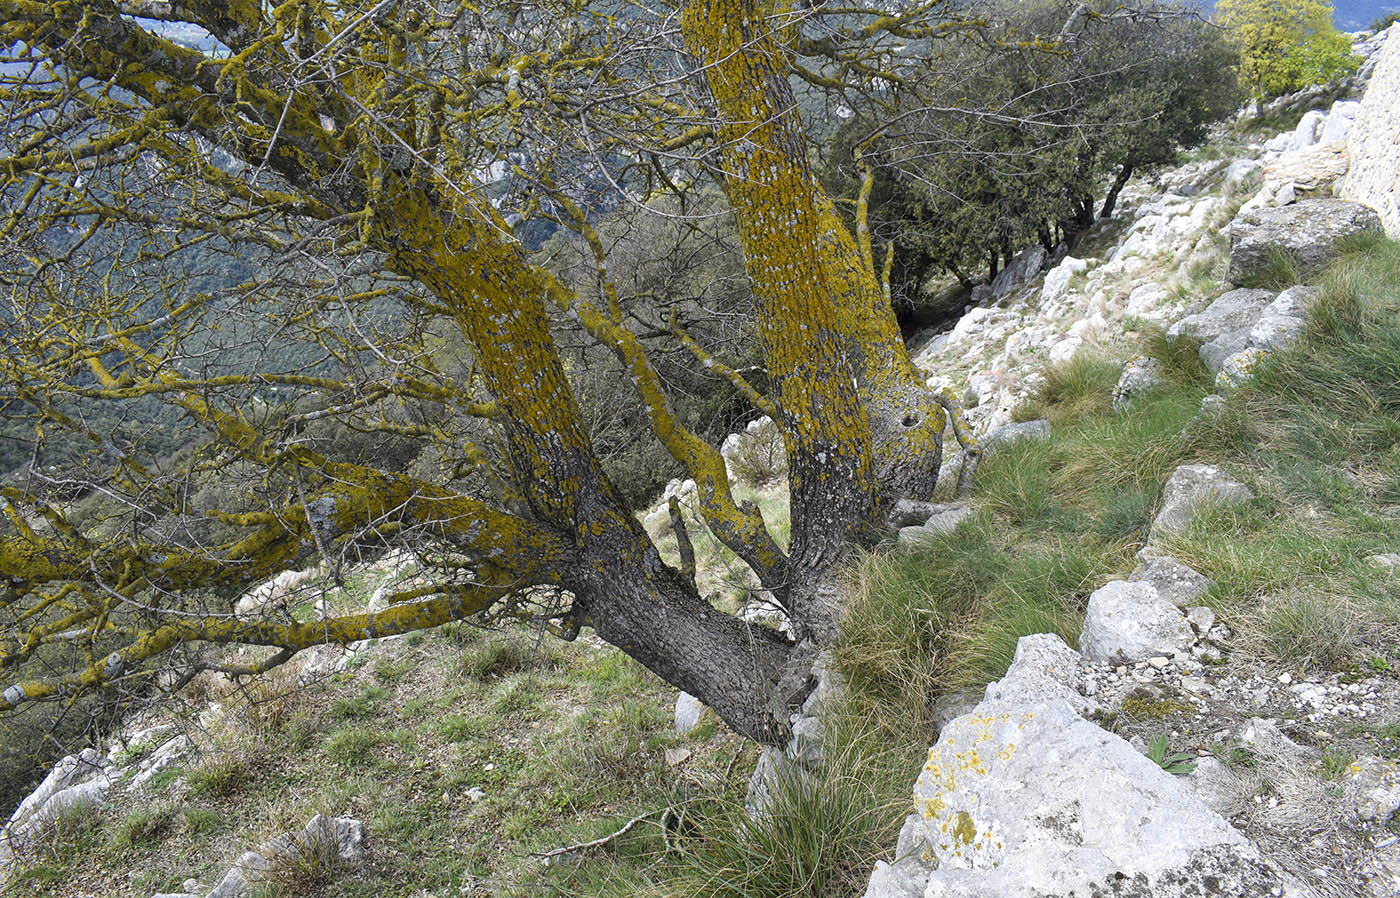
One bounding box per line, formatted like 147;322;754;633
1342;24;1400;238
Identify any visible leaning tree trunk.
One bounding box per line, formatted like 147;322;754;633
1100;164;1134;219
379;185;801;744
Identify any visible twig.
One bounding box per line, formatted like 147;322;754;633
533;808;671;859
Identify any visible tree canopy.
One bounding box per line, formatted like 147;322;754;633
1216;0;1360;99
0;0;994;746
822;0;1239;306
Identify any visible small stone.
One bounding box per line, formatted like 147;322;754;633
674;692;707;734
1148;656;1171;669
1277;672;1293;685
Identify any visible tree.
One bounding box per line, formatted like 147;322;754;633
0;0;984;747
822;0;1239;305
1217;0;1360;99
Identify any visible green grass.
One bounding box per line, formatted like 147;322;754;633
1156;235;1400;663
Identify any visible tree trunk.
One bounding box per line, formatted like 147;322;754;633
1100;164;1134;220
946;259;974;291
681;0;948;640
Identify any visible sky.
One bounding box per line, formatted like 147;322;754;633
1201;1;1400;30
1331;1;1400;29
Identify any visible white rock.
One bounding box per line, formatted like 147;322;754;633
1166;289;1276;345
1079;581;1196;664
1216;347;1270;390
1130;556;1212;607
130;735;191;790
892;698;1297;898
674;692;706;734
1040;256;1088;304
1150;464;1254;539
1047;336;1081;363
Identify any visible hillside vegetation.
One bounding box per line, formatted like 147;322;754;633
9;130;1400;896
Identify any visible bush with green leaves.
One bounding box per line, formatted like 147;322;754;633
1217;0;1361;100
821;0;1239;307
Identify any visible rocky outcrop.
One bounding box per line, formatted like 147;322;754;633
1165;288;1275;346
0;748;111;870
172;814;365;898
863;635;1307;898
1227;199;1382;286
1342;25;1400;238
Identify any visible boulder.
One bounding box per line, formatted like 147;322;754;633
1112;356;1164;408
1129;556;1212;607
866;695;1302;898
1078;580;1195;664
981;633;1096;716
990;245;1047;297
1199;327;1253;375
1165;288;1275;345
981;419;1049;449
1228;199;1382;286
1291;109;1326;150
1150;464;1254;539
1040;256;1088;304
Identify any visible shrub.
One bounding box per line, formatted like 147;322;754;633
1217;0;1361;100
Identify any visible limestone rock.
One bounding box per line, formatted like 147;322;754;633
1151;464;1254;539
206;850;271;898
1112;356;1165;408
1228;199;1382;286
674;692;706;734
235;567;319;619
990;245;1047;297
745;746;799;818
1216;347;1270;390
1186;606;1217;635
897;504;973;550
1260;142;1351;197
1261;284;1320;320
785;715;824;766
1199;327;1253;375
130;735;191;791
1343;757;1400;823
982;633;1095;716
1166;288;1275;346
0;748;111;868
897;698;1298;898
1292;110;1326;150
1343;25;1400;238
885;498;940;529
1079;580;1195;664
1040;256;1087;304
981;419;1049;449
1223;158;1260;191
1130;556;1213;607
